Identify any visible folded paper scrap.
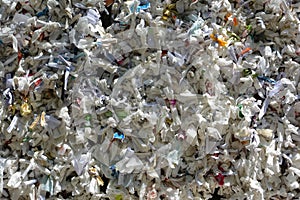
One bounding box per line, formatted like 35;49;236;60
0;0;300;199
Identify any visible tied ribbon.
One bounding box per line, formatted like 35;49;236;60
113;131;125;141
